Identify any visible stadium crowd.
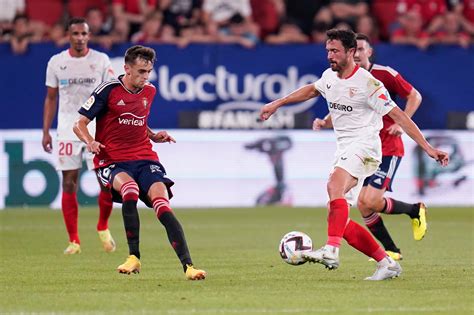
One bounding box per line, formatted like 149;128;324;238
1;0;473;54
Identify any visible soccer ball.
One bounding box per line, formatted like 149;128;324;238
279;231;313;265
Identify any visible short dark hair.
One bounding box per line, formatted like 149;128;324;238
326;29;357;51
125;45;156;65
356;33;371;46
67;17;88;31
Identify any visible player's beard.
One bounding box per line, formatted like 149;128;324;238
329;57;348;73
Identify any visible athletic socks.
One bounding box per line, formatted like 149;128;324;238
153;197;193;271
343;219;386;262
383;197;419;219
97;190;113;231
363;212;401;253
121;181;140;259
61;191;80;244
326;198;349;247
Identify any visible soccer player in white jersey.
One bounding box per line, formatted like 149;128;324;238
259;29;449;280
42;18;116;255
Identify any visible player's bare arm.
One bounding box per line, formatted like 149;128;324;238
388;106;449;166
147;128;176;143
313;114;333;131
73;115;105;154
42;87;59;153
260;84;320;121
388;87;422;136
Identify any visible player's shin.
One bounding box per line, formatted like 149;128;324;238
343;219;386;262
121;182;140;258
327;199;350;247
153;197;192;271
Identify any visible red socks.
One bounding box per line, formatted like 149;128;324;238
152;197;172;218
62;192;79;244
343;219;386;262
327;198;349;247
97;190;113;231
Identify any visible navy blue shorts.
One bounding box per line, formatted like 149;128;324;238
362;156;402;192
97;160;174;207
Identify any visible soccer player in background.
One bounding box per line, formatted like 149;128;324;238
42;18;116;255
259;29;449;280
73;45;207;280
312;33;425;261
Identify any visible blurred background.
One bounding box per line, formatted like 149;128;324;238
0;0;473;208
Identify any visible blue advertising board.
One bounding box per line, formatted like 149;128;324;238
0;43;472;129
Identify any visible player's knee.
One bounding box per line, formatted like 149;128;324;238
62;180;76;193
326;181;343;199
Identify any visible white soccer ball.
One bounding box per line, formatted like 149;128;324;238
279;231;313;265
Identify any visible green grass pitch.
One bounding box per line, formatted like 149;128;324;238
0;206;473;314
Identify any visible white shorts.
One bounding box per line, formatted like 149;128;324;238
55;140;94;171
332;143;381;206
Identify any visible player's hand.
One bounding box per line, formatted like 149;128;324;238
42;132;53;153
87;140;105;154
387;123;404;136
312;118;326;131
151;131;176;143
259;102;278;121
426;147;449;167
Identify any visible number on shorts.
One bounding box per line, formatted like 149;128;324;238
59;142;73;156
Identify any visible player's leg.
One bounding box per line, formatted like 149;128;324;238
358;185;402;259
303;167;357;269
142;162;206;280
95;177;116;252
61;169;81;254
360;156;427;241
84;147;116;252
113;171;141;274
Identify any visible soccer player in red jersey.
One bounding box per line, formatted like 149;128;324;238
73;45;206;280
42;18;116;255
313;33;426;261
261;29;449;280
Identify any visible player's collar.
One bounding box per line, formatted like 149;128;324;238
343;64;359;79
68;47;90;58
118;74;144;94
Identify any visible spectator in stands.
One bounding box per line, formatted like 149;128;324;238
10;14;34;54
178;22;216;47
311;21;330;43
0;0;25;39
202;0;258;38
356;15;380;43
217;13;259;48
432;11;471;47
158;0;201;36
329;0;369;29
86;7;114;49
48;22;68;47
265;18;309;44
112;0;157;36
397;0;446;34
285;0;328;35
131;10;180;45
451;0;474;35
250;0;284;39
391;9;430;50
109;18;131;43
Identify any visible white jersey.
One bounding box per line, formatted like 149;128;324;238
45;49;114;140
314;66;397;157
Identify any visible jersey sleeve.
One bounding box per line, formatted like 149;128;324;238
78;86;109;120
367;77;397;116
392;72;413;99
101;55;115;82
314;72;326;98
45;58;58;88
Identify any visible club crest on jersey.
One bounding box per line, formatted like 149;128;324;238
349;87;357;98
82;95;95;110
142;98;148;108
